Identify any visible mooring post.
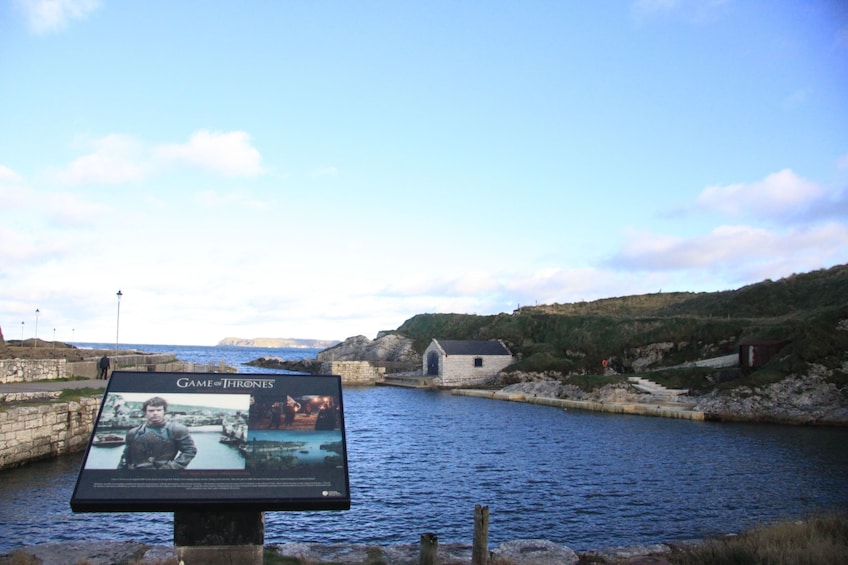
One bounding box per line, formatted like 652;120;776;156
174;511;264;565
419;532;439;565
472;504;489;565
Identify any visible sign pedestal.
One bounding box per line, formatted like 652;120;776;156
174;511;264;565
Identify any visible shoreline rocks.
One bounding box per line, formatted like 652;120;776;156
692;369;848;425
496;369;848;426
0;539;675;565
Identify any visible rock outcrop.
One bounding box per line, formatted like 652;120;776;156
693;365;848;425
499;378;649;404
496;365;848;426
628;342;678;372
316;334;419;364
243;356;322;373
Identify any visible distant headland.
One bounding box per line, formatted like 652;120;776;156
217;337;340;349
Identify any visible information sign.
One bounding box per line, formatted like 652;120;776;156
71;371;350;512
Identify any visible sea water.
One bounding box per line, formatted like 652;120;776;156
1;344;847;553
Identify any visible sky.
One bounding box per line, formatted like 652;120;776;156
1;0;847;346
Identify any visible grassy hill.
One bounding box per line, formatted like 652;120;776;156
394;264;848;391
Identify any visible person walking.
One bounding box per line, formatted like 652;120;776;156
98;355;110;379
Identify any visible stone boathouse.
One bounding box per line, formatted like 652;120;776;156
423;339;514;388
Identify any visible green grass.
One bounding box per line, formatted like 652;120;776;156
393;265;848;380
57;388;105;402
562;374;626;391
667;514;848;565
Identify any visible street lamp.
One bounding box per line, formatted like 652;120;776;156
115;290;123;357
34;308;40;348
53;328;56;349
21;321;24;346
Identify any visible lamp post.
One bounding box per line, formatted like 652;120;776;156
115;290;123;357
34;308;40;348
21;321;24;346
53;328;56;349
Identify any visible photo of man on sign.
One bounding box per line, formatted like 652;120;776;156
118;396;197;470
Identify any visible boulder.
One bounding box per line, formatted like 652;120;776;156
492;539;579;565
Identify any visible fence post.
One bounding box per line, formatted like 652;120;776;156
472;504;489;565
419;532;438;565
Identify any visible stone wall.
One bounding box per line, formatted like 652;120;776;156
320;360;385;385
0;354;229;382
438;354;513;388
0;359;66;384
0;396;101;470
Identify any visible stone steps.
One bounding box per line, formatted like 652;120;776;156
627;376;689;399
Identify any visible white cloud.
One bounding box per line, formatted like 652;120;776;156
0;164;23;184
154;130;264;177
195;189;268;210
49;130;266;185
610;223;848;277
16;0;100;34
506;267;604;305
44;192;112;227
696;169;823;219
0;225;74;264
0;165;28;208
53;134;149;186
383;271;500;297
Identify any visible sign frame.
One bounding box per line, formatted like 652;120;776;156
70;371;350;513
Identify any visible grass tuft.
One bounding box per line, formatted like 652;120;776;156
668;514;848;565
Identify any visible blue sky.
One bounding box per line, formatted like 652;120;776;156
2;0;847;346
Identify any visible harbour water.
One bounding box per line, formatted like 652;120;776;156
2;343;848;553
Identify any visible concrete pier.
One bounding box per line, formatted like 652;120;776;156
452;389;707;421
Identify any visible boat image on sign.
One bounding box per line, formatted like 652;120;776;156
92;434;126;447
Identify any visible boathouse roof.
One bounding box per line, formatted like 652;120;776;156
434;339;512;356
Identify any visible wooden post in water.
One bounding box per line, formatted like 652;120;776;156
472;504;489;565
174;511;264;565
419;532;439;565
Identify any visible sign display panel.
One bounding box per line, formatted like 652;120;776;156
71;371;350;512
